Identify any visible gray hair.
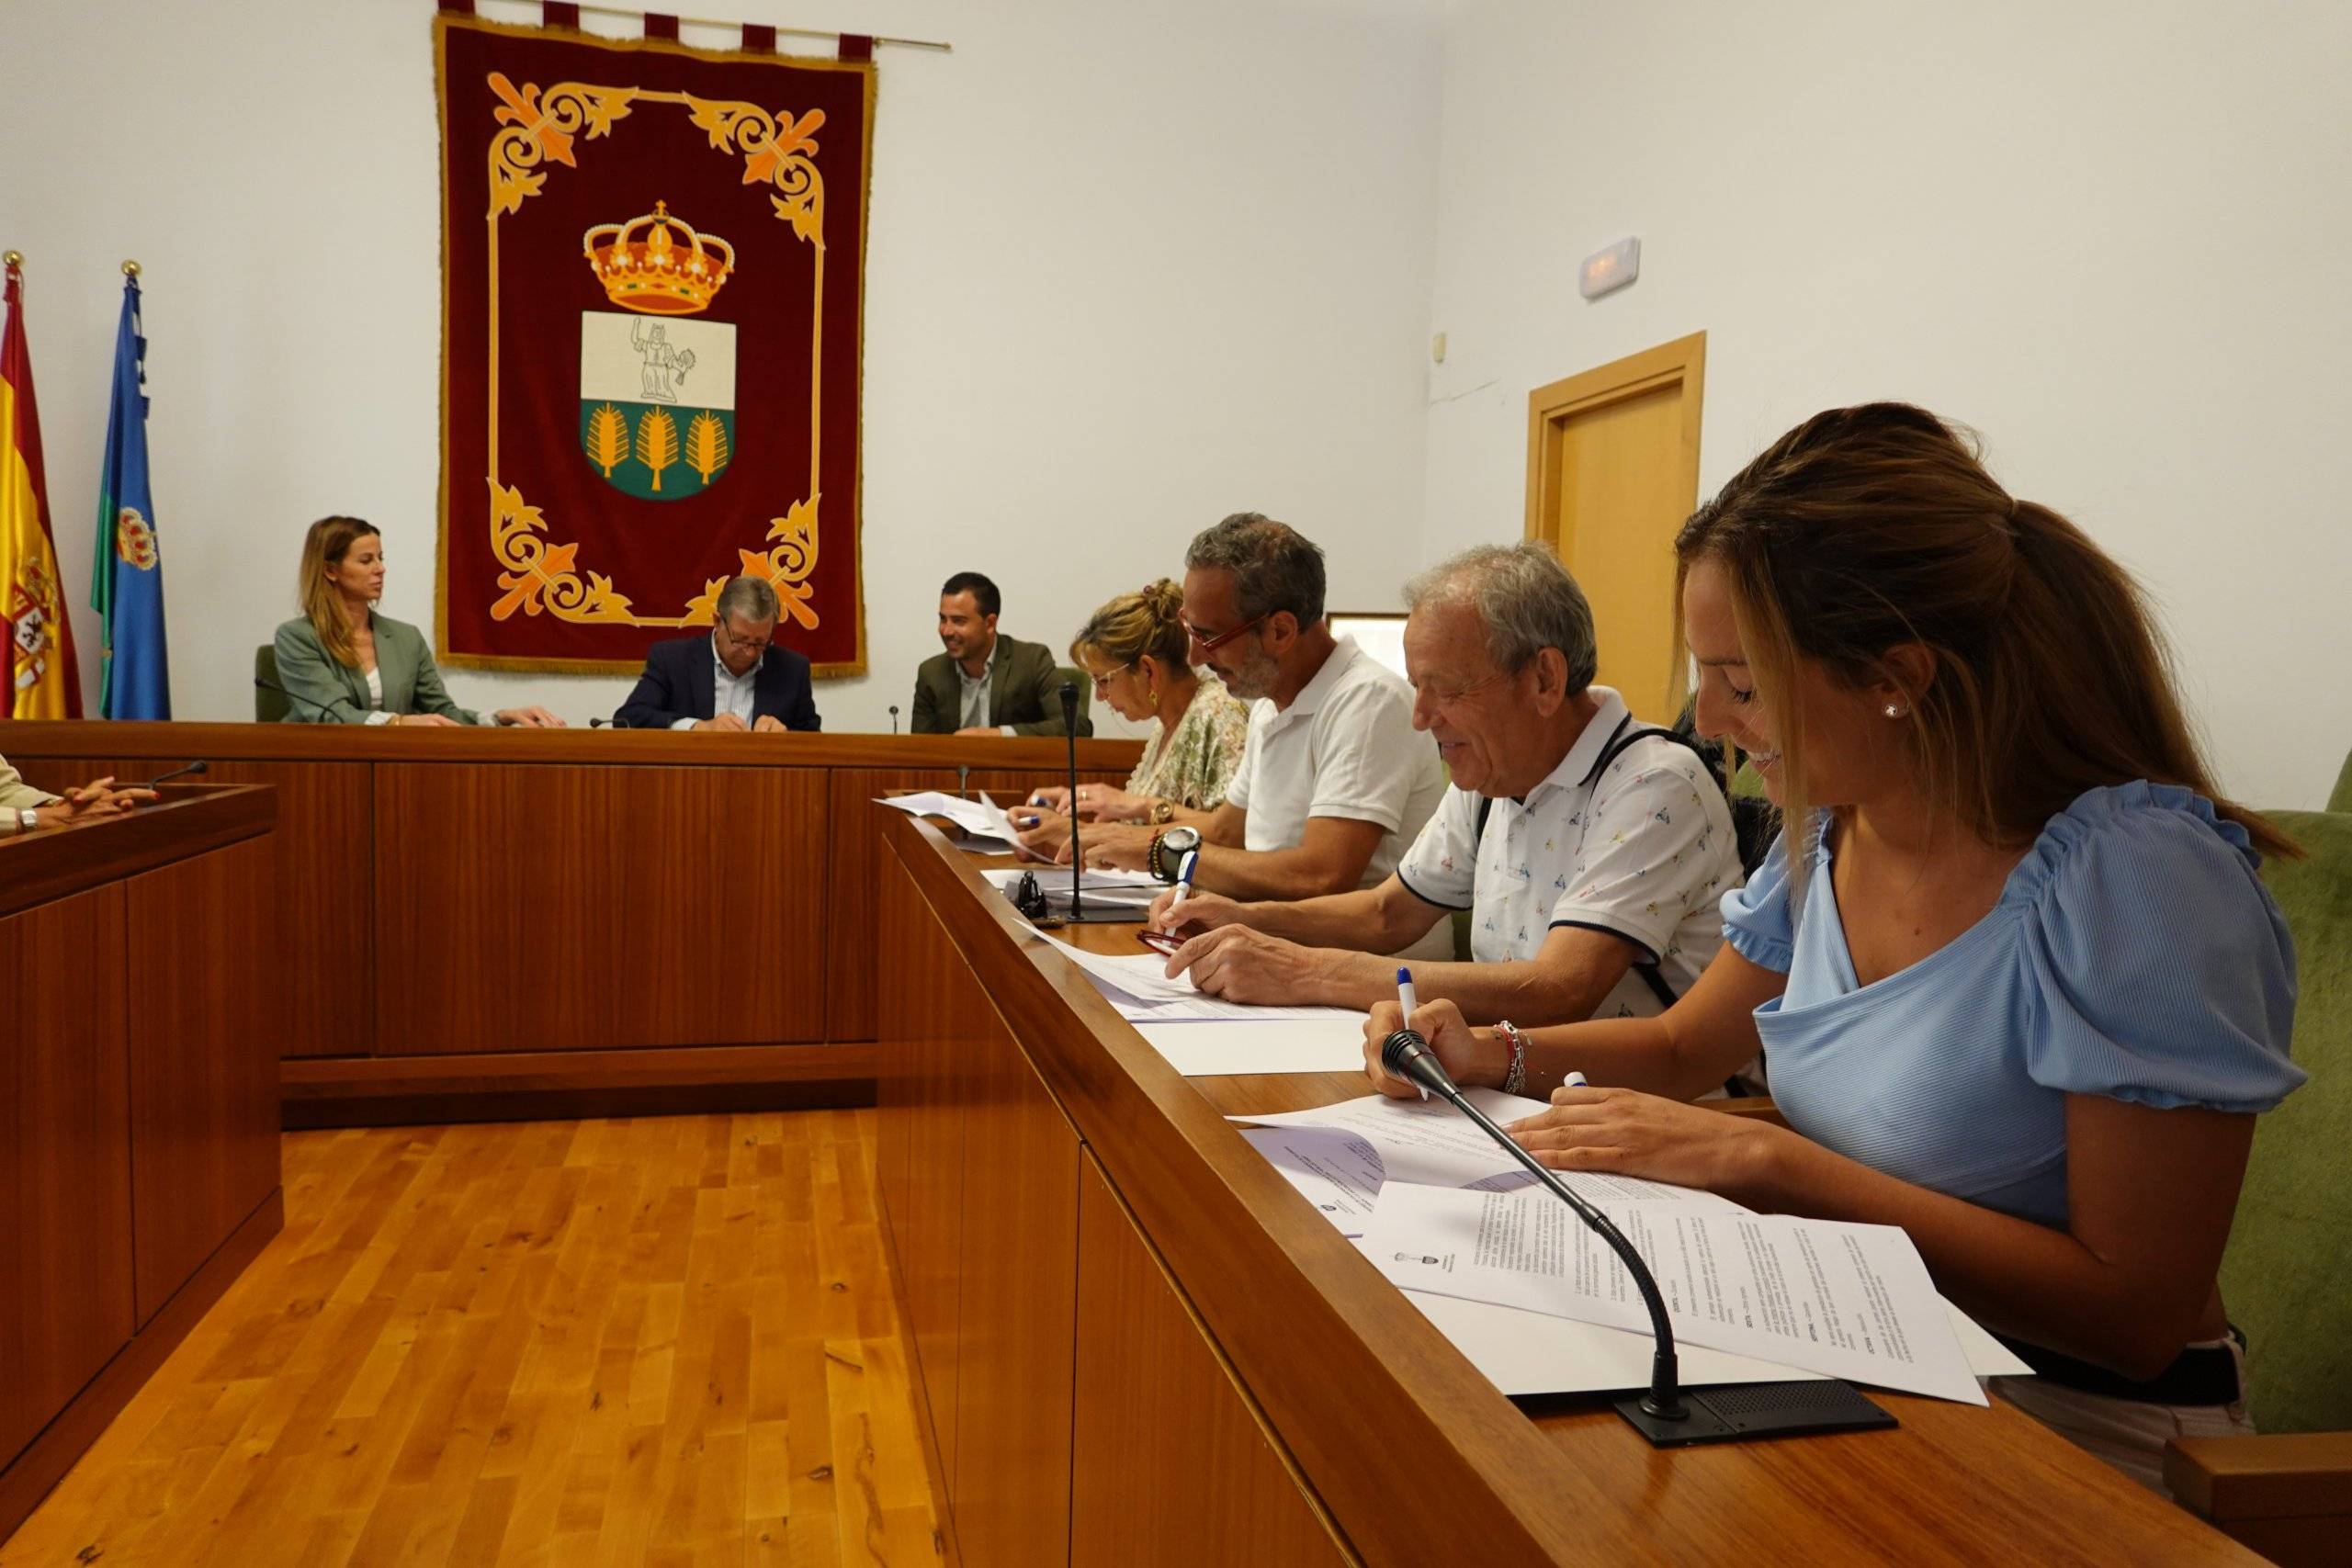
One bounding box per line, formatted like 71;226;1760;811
715;574;781;626
1183;512;1327;626
1403;542;1596;694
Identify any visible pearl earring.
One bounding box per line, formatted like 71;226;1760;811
1883;702;1907;718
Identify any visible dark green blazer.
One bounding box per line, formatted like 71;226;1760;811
272;613;484;725
910;634;1091;738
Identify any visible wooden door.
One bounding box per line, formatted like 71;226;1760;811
1524;332;1706;722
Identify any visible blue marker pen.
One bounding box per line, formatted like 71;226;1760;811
1564;1072;1588;1089
1396;966;1425;1101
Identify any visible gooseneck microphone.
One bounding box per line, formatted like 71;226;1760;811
1379;1030;1896;1447
1383;1029;1685;1423
1059;680;1083;921
888;704;900;735
254;676;355;723
134;759;209;788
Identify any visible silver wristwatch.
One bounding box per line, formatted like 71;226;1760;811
17;807;40;832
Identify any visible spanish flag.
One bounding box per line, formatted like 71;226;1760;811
1;255;82;719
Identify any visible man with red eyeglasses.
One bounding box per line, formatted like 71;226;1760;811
1075;512;1451;960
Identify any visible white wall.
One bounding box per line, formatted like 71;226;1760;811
0;0;1443;739
1421;0;2352;807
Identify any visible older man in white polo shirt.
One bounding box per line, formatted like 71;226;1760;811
1151;541;1741;1022
1078;513;1451;960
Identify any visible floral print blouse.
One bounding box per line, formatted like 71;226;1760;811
1129;672;1251;810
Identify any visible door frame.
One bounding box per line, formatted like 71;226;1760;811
1521;329;1707;712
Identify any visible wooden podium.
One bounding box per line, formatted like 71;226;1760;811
873;809;2259;1566
0;784;285;1540
2;723;1138;1125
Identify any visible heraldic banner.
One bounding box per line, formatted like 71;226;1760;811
435;14;872;675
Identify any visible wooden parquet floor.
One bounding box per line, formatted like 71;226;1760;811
1;1111;944;1567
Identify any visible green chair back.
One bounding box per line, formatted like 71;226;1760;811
2329;749;2352;814
254;646;289;723
1053;666;1096;730
2220;807;2352;1432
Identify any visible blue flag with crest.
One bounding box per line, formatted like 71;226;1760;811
92;272;168;718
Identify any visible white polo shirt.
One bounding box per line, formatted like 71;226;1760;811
1394;688;1742;1018
1225;636;1452;960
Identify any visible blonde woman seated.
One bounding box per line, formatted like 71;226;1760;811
1012;580;1249;861
272;516;563;728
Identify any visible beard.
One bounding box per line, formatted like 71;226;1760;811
1217;639;1282;702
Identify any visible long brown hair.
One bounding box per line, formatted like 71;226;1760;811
297;515;379;670
1674;403;2295;873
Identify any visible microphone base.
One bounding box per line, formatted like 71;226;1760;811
1612;1380;1896;1447
1031;900;1138;924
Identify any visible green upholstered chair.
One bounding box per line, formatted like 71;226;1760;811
1052;665;1096;732
2166;806;2352;1561
254;645;289;722
2329;749;2352;814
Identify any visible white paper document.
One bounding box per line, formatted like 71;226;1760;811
1040;936;1359;1022
1363;1184;1985;1404
1133;1018;1371;1076
875;790;1018;844
1234;1089;1744;1235
1396;1281;2030;1396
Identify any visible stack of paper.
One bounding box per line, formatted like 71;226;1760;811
1233;1091;2026;1403
875;790;1018;845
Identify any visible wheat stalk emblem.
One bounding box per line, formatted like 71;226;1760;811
582;403;629;477
634;407;680;491
685;412;730;485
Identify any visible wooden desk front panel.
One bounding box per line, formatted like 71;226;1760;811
372;763;830;1054
125;838;283;1325
877;859;971;1495
0;886;134;1472
878;843;1083;1568
7;756;368;1059
1071;1154;1343;1568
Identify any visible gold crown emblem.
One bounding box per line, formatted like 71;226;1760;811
582;200;736;315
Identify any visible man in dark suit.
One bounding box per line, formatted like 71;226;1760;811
910;570;1092;738
614;576;821;732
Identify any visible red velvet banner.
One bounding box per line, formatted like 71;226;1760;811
435;14;872;674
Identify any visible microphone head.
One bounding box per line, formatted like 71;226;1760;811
1382;1028;1458;1097
590;717;607;728
1057;680;1078;718
186;760;210;776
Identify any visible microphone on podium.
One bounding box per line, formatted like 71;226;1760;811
888;704;900;735
1379;1029;1896;1447
133;759;209;789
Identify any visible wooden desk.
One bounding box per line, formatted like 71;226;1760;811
3;722;1138;1125
875;812;2258;1566
0;784;285;1541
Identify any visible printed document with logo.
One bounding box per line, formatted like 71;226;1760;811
1363;1184;1985;1404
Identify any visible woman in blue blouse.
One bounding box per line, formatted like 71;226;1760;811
1365;403;2303;1488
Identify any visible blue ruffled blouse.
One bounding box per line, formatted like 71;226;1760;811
1724;783;2303;1228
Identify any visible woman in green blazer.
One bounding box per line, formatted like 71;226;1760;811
272;517;563;727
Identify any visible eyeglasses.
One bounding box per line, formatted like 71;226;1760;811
1415;670;1511;709
1085;663;1135;694
1181;612;1270;653
714;623;773;655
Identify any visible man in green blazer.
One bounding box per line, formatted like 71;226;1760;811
910;571;1092;738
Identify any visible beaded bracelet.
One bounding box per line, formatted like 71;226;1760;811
1495;1020;1528;1097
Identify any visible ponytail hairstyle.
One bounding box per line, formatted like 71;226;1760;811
1674;403;2295;886
297;515;380;670
1070;578;1192;675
